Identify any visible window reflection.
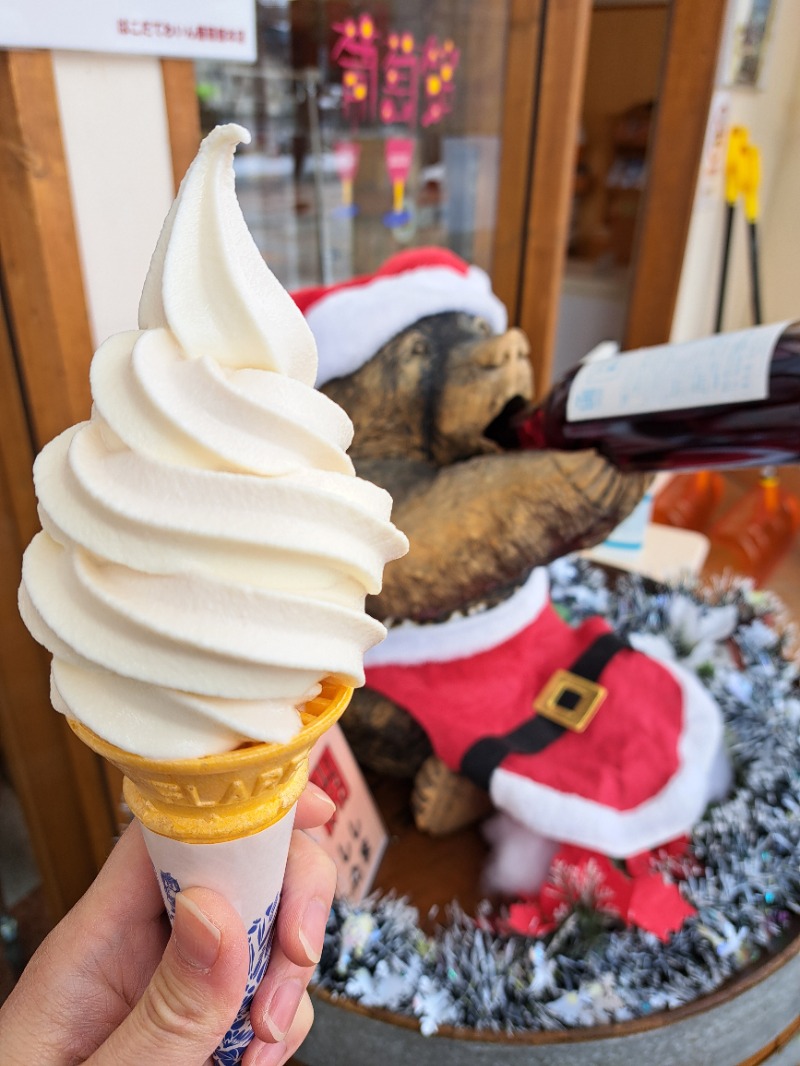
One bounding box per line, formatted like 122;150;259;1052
195;0;510;288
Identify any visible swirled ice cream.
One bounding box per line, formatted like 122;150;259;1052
19;124;408;759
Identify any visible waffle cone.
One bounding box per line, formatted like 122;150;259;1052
68;678;352;844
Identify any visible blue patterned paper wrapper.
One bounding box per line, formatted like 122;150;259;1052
142;809;296;1065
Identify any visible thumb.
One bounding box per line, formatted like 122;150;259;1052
87;888;249;1066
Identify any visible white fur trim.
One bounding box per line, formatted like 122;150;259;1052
481;813;559;896
490;658;728;857
308;265;508;386
364;567;549;667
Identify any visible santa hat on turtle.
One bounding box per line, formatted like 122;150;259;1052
292;247;507;387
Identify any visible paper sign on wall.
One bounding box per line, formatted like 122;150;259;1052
0;0;256;62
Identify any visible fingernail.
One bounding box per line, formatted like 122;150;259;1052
264;978;304;1041
173;893;221;971
307;782;337;816
251;1039;287;1066
299;899;329;964
314;787;337;818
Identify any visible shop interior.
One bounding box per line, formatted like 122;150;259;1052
1;0;799;1061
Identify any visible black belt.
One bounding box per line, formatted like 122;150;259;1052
459;632;629;792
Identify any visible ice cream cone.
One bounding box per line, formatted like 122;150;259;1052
69;678;352;1066
68;677;352;844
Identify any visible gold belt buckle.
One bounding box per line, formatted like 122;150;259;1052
534;669;607;732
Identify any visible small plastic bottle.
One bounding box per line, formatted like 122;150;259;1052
652;471;725;532
702;469;800;584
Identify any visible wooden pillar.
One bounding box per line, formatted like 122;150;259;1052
491;0;544;318
624;0;728;349
0;50;106;918
521;0;592;398
0;51;93;441
498;0;593;399
0;49;201;920
161;58;203;192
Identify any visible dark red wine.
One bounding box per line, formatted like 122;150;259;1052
511;322;800;473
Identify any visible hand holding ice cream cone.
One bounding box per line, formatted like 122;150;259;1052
0;785;339;1065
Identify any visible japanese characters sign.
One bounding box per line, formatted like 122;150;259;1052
331;14;461;133
331;13;381;125
308;725;388;902
0;0;256;61
420;36;460;127
330;13;461;228
380;31;419;126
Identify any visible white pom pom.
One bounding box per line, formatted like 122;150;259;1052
481;812;559;896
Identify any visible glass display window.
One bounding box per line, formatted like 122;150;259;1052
195;0;511;289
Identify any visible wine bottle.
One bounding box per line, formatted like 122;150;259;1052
508;321;800;473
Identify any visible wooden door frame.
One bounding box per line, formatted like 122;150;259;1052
624;0;728;348
491;0;546;319
0;49;199;921
0;49;107;922
493;0;728;396
493;0;594;399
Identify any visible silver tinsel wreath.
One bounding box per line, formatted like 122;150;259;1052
314;559;800;1035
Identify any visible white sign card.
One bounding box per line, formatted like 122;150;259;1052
307;724;389;903
0;1;256;62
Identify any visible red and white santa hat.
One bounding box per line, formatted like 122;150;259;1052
292;247;508;387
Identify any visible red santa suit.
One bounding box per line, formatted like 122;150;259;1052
365;568;729;858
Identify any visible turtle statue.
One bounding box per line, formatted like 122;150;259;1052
294;245;733;852
293;248;655;835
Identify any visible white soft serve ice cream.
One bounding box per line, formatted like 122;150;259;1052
18;123;408;759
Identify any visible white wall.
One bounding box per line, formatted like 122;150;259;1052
762;48;800;323
671;0;800;342
52;52;174;350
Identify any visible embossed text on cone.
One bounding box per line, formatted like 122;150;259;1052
69;679;352;843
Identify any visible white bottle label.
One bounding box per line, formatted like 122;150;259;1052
566;321;789;423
